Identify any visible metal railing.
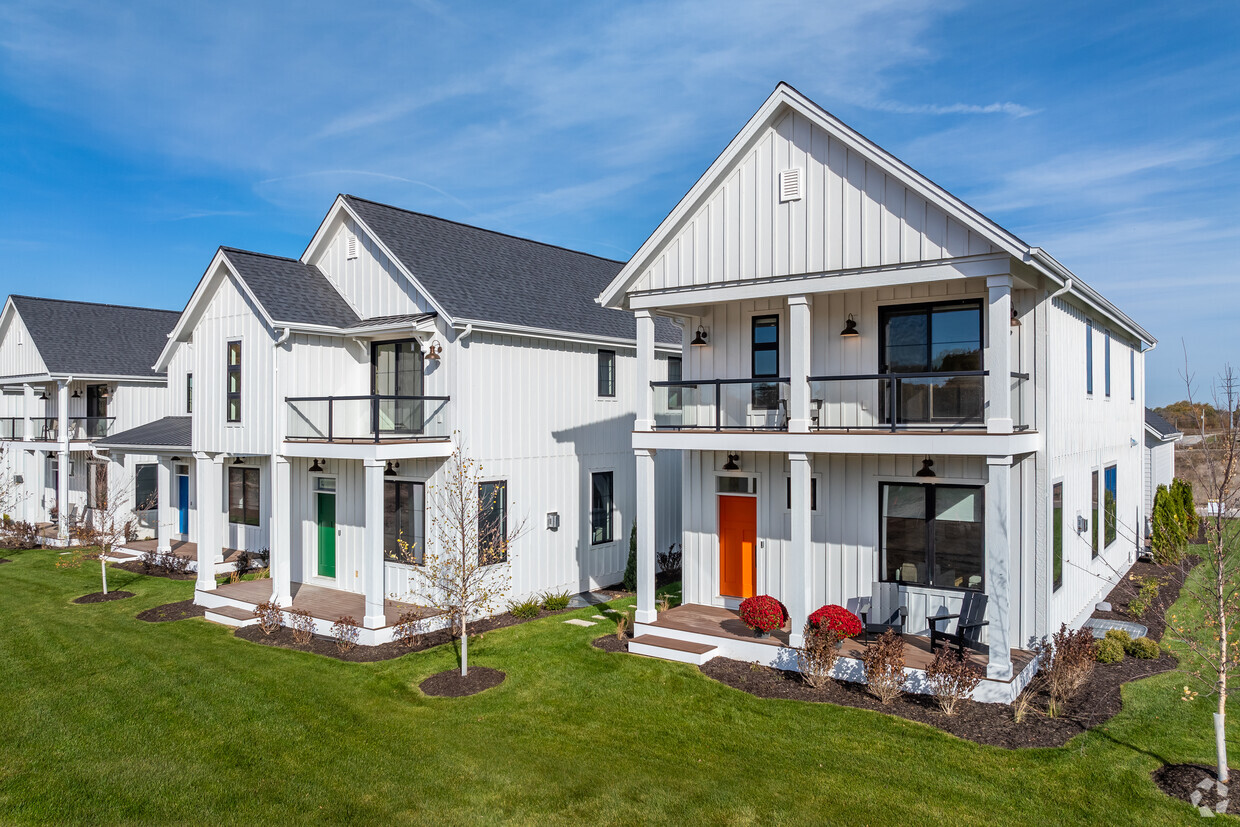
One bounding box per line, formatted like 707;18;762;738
30;417;115;440
0;418;21;440
1010;371;1031;431
807;370;988;432
650;378;791;431
285;394;451;443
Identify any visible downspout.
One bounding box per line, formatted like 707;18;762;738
1049;277;1073;301
457;323;473;343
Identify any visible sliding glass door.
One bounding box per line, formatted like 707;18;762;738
879;300;983;425
372;340;424;436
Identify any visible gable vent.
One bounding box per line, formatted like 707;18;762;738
346;230;358;260
779;167;802;202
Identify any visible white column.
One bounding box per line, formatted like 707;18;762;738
985;455;1014;680
156;456;173;553
362;458;386;628
56;380;69;540
22;384;33;442
635;447;657;623
635;310;655;432
270;456;292;606
788;295;812;433
986;275;1013;434
787;452;813;646
195;453;222;592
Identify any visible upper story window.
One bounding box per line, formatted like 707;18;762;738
597;349;616;398
226;341;242;423
751;315;780;410
1085;322;1094;395
186;373;193;414
1104;331;1112;397
667;356;682;410
1130;348;1135;401
372;340;424;435
879;300;982;424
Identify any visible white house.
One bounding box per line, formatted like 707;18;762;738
598;83;1153;702
95;195;682;640
1143;408;1182;534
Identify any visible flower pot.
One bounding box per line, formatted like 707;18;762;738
754;629;771;639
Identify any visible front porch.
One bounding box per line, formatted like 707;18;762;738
111;538;247;574
634;604;1037;704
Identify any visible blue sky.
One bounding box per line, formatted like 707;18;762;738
0;0;1236;404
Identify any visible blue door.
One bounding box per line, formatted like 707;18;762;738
177;474;189;534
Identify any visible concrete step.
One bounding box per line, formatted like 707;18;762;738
204;604;259;627
629;634;718;665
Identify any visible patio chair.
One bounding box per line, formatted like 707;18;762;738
859;581;907;643
928;592;989;656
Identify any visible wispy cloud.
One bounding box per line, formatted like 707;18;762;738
872;100;1038;117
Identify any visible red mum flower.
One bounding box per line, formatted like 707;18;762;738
738;595;785;633
808;604;863;638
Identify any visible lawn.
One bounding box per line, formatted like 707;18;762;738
0;547;1232;825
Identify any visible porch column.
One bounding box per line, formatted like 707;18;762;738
986;275;1013;434
156;456;173;553
194;452;222;593
635;448;657;623
270;456;292;606
787;452;813;646
985;455;1014;680
362;459;387;628
56;380;69;541
788;295;812;433
635;310;655;432
22;384;33;442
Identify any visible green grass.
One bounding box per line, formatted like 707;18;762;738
0;548;1232;825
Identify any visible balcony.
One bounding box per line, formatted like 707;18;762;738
807;370;1028;432
652;379;792;431
0;417;115;441
285;395;451;444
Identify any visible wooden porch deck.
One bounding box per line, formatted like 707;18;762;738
120;538;246;564
208;578;434;628
649;604;1035;675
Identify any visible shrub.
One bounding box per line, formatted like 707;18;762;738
540;591;571;611
615;613;631;641
0;520;40;550
1104;629;1132;645
286;607;316;645
797;623;842;689
623;520;637;592
253;600;283;636
1127;575;1161;617
331;616;360;653
508;598;541;619
738;595;785;633
1171;478;1198;536
925;648;983;715
140;547;159;574
1126;636;1160;659
656;542;682;574
1094;637;1125;664
1033;623;1096;715
1151;483;1188;563
808;604;863;639
862;628;906;704
392;611;425;649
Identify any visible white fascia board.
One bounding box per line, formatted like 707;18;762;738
632;429;1042;457
49;373;167;384
0;373;52;385
280;440;455;462
1144;422;1183;443
94;442;188;453
1027;249;1155;346
453;319;681;353
339;316;439;339
628;253;1011;311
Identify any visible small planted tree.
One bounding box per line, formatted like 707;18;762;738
623;519;637;592
400;447;525;676
73;465;144;595
1151;483;1189;563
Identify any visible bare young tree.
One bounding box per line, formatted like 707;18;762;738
0;441;27;520
398;447;525;676
1166;357;1240;783
73;462;146;595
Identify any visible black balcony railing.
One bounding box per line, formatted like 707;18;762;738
650;378;791;431
807;370;989;432
30;417;115;440
285;395;451;443
0;418;21;440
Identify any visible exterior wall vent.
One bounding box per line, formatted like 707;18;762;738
346;230;358;260
779;167;802;202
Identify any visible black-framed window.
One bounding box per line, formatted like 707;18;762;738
1053;482;1063;592
228;466;259;526
879;300;983;423
667;356;682;410
135;463;157;515
751;315;779;410
1091;469;1100;557
478;481;507;564
1104;464;1117;548
881;482;984;590
590;471;614;544
1085;322;1094;395
1104;331;1112;397
384;480;425;564
785;476;818;511
88;462;108;510
226;341;242;422
597;349;616;398
186;373;193;414
372;339;424;434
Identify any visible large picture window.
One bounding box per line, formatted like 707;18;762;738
135;464;158;526
879;300;983;424
1053;482;1063;592
597;350;616;398
226;341;242;423
384;480;425;564
88;462;108;510
1104;464;1118;548
228;466;260;526
591;471;614;544
1091;469;1100;558
881;482;984;590
751;315;780;410
478;481;508;564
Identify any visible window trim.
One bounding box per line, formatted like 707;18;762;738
383;478;425;565
186;373;193;414
1091;469;1100;558
877;298;985;374
134;462;158;514
667;356;682;410
226;340;242;423
597;349;616;398
784;475;819;512
751;314;780;411
1085;321;1094;395
1130;348;1136;401
1104;330;1112;398
1103;464;1118;549
879;481;985;592
478;480;508;565
1052;480;1064;592
228;465;260;527
590;470;615;545
87;461;108;510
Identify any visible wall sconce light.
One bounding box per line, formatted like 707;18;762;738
38;389;48;401
385;461;399;477
232;456;244;465
100;386;111;399
839;314;860;337
916;458;937;478
546;511;560;531
71;389;81;398
170;456;181;462
308;459;324;473
1010;309;1021;327
425;341;442;361
690;324;709;347
723;453;740;471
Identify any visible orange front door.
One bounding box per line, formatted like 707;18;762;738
719;495;757;598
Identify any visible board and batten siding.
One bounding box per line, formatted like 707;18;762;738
1144;436;1175;518
312;216;432;321
0;309;48;379
632;109;999;292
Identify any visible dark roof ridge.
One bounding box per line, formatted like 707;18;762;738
219;246;303;264
10;295;180;316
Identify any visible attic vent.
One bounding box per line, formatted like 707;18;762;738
346;231;358;260
779;167;802;202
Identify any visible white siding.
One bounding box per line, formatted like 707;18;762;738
0;309;47;378
311;216;432;320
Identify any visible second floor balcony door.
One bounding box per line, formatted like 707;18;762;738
372;340;424;437
879;300;983;426
86;384;108;438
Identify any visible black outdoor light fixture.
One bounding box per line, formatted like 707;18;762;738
385;461;399;477
71;389;81;398
690;324;709;347
38;389;48;401
916;458;937;479
233;456;244;465
723;453;740;471
839;314;860;337
1010;309;1022;327
308;459;323;473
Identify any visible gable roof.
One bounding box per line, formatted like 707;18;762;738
8;296;179;378
96;415;192;450
220;248;361;329
341;195;679;344
1146;408;1183;441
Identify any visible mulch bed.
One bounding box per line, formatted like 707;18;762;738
73;591;135;604
136;600;206;623
0;558;10;564
1090;557;1194;641
115;560;196;581
1153;764;1235;815
419;666;505;697
591;634;630;653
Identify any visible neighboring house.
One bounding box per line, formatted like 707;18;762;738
598;83;1153;702
0;296;179;539
133;196;682;639
1143;408;1182;534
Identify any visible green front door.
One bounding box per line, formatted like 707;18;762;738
317;491;336;578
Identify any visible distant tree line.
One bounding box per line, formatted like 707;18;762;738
1155;401;1240;432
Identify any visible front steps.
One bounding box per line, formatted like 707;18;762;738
204;605;259;628
629;634;718;665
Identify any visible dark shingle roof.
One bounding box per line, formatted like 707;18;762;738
221;248;361;329
346;312;437;330
96;416;191;450
343;196;679;344
1146;408;1182;439
9;296;179;378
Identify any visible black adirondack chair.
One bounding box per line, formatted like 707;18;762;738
927;592;989;655
859;582;907;643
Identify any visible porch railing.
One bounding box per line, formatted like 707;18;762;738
0;418;21;440
285;395;451;443
31;417;115;441
807;370;988;432
650;378;791;431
